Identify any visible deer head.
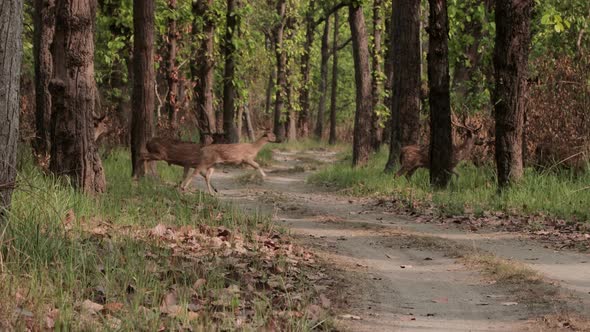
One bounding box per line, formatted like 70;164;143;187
93;112;109;142
451;116;483;162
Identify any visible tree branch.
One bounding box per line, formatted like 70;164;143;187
313;2;348;28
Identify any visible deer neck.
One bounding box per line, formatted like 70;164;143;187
252;137;269;150
455;135;475;160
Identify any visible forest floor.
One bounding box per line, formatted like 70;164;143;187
193;147;590;331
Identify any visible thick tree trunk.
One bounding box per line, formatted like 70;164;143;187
33;0;55;157
349;4;373;167
49;0;106;193
493;0;533;187
0;0;23;216
385;0;421;172
273;0;287;141
131;0;155;178
370;0;384;151
297;0;315;138
315;18;331;139
165;0;179;127
222;0;239;143
192;0;217;136
381;15;393;145
428;0;453;188
329;10;340;145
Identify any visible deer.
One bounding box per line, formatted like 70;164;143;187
179;132;277;194
395;118;483;179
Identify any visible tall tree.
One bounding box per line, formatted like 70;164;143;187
428;0;453;188
192;0;217;136
49;0;106;193
33;0;55;157
0;0;23;216
315;18;331;139
273;0;287;141
297;0;315;137
385;0;421;172
349;3;373;167
222;0;240;143
381;15;393;145
165;0;179;126
493;0;533;187
370;0;384;151
329;9;340;145
131;0;155;177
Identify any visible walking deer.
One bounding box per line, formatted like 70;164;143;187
395;119;482;178
180;132;277;194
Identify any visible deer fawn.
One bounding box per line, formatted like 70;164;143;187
395;118;482;178
180;132;277;194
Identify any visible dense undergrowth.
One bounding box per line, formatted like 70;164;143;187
309;149;590;223
0;149;329;331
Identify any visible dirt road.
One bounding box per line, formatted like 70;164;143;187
192;149;590;331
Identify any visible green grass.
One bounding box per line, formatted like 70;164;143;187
0;149;328;331
308;149;590;222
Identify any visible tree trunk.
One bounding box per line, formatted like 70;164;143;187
0;0;23;216
131;0;155;178
191;0;216;136
493;0;533;188
244;105;255;141
297;0;315;137
33;0;55;157
165;0;179;127
329;10;340;145
222;0;239;143
381;15;393;145
273;0;287;141
349;4;373;167
385;0;421;172
370;0;384;151
49;0;106;193
315;18;331;140
428;0;453;188
265;65;275;119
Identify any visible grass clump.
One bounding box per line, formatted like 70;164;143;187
308;149;590;222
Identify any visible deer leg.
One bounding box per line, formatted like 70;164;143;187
245;159;266;177
204;167;216;195
395;167;407;178
180;167;202;191
199;169;218;193
405;167;420;179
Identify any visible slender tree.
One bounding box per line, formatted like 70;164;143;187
165;0;179;126
381;15;393;145
370;0;384;151
329;10;340;145
385;0;421;172
297;0;315;137
192;0;217;136
273;0;287;141
49;0;106;193
0;0;23;216
428;0;453;188
131;0;155;177
349;2;373;167
493;0;533;187
222;0;240;143
315;18;331;139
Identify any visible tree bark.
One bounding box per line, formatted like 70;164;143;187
0;0;23;216
381;15;393;145
192;0;217;136
297;0;315;137
385;0;421;172
222;0;239;143
329;10;340;145
349;3;373;167
273;0;287;141
131;0;155;177
428;0;453;188
165;0;179;127
315;18;331;139
49;0;106;193
33;0;55;157
243;105;255;141
493;0;533;188
370;0;384;151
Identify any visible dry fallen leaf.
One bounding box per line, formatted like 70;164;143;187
102;302;124;314
339;314;362;320
45;309;59;329
319;294;331;309
150;223;167;237
193;278;207;290
432;297;449;304
81;299;104;315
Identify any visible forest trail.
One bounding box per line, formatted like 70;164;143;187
191;149;590;331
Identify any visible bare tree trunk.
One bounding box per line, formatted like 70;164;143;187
370;0;384;151
131;0;155;178
329;10;340;145
222;0;239;143
315;18;331;140
50;0;106;193
192;0;217;136
385;0;421;172
381;15;393;145
33;0;55;157
165;0;179;127
349;3;373;167
297;0;315;137
273;0;287;141
493;0;533;188
265;64;275;118
0;0;23;216
237;105;244;141
428;0;453;188
244;105;255;141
